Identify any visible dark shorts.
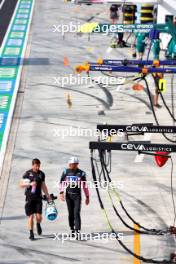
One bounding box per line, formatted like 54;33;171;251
25;199;43;216
110;12;118;20
154;76;160;94
136;44;145;53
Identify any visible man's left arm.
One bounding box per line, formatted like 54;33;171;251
81;171;90;205
41;182;50;198
41;173;50;200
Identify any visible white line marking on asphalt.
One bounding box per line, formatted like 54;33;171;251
134;133;152;163
0;0;6;10
116;86;122;91
106;47;112;53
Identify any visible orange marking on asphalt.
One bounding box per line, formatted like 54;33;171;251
134;224;141;264
64;56;69;66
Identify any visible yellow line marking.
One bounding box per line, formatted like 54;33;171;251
66;93;72;109
78;22;98;33
134;224;141;264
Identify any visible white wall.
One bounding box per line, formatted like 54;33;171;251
157;4;171;24
157;4;173;50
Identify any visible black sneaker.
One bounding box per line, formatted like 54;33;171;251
69;230;76;238
154;104;162;109
75;230;81;240
122;42;129;47
37;223;42;235
29;230;35;240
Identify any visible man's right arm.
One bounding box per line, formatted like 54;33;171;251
59;171;66;201
19;171;33;188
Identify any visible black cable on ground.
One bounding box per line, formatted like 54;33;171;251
142;76;176;143
90;151;174;264
99;150;167;235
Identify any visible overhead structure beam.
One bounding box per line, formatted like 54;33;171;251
97;124;176;134
99;59;176;66
76;63;176;74
73;0;158;4
89;142;176;152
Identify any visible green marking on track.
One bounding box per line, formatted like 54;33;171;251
10;32;25;38
0;68;17;78
0;133;3;146
0;95;12;111
15;19;28;25
4;47;21;56
18;9;30;13
0;0;34;152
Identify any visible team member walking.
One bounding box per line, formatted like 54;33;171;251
59;157;90;238
20;158;50;240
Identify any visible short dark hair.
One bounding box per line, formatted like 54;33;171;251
32;158;41;165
